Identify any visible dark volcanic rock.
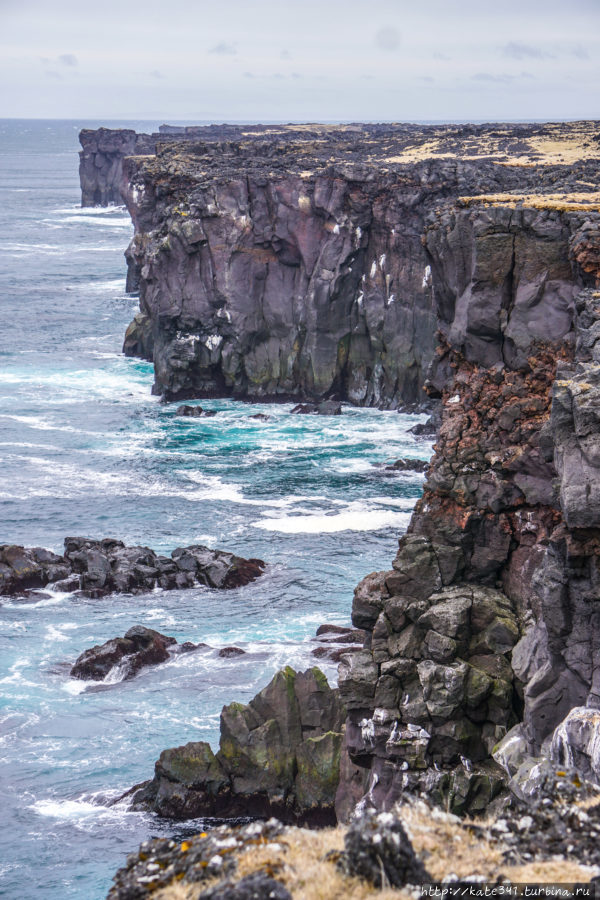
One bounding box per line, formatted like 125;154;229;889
106;819;287;900
175;404;217;417
335;198;600;820
218;646;246;658
128;666;345;824
339;808;430;887
385;458;429;473
290;401;342;416
199;873;292;900
0;537;265;598
70;626;177;680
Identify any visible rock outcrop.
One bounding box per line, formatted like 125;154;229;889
128;666;345;825
0;537;265;598
336;196;600;817
70;625;202;681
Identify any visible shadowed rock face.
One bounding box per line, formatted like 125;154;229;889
336;199;600;817
82;121;600;408
128;666;345;825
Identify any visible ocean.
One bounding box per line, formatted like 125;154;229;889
0;119;430;900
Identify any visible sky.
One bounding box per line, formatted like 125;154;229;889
0;0;599;122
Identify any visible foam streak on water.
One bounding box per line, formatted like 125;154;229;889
0;120;432;900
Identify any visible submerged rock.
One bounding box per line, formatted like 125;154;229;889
290;401;342;416
0;537;265;598
384;458;429;473
70;626;177;680
175;404;217;417
128;666;345;824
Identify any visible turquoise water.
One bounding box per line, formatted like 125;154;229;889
0;120;431;900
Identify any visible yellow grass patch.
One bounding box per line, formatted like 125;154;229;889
150;800;598;900
458;192;600;212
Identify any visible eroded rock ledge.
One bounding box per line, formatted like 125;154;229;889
0;537;265;598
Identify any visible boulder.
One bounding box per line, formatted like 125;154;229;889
338;808;429;887
175;404;217;417
70;626;177;680
385;458;429;473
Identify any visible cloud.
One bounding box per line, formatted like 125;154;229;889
243;71;255;79
281;49;291;60
150;69;163;79
433;51;450;61
291;72;302;80
272;72;285;79
209;41;237;55
502;41;554;60
58;53;78;66
375;25;401;52
45;70;62;79
417;76;435;83
472;72;514;83
570;43;590;59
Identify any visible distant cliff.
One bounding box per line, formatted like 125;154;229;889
113;124;600;407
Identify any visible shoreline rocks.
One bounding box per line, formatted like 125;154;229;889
0;537;265;598
127;666;345;826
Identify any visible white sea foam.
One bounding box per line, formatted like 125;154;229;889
254;507;412;534
62;680;87;696
60;215;132;227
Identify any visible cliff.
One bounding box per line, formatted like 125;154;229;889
86;121;594;407
337;192;600;816
80;121;600;828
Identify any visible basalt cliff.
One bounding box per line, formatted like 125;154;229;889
81;121;600;407
81;123;600;832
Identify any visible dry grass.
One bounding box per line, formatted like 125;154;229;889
150;800;598;899
458;192;600;212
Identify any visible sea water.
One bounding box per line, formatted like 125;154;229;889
0;120;432;900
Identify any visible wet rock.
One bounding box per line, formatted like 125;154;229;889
0;538;265;598
176;404;218;417
122;312;153;361
70;626;177;680
338;809;429;887
249;413;270;421
290;401;342;416
0;544;69;595
218;646;246;658
128;666;345;824
385;458;429;473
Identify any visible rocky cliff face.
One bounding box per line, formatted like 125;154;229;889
119;136;557;406
336;197;600;815
79;129;157;206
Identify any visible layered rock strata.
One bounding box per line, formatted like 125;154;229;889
0;537;265;598
336;198;600;816
128;666;345;825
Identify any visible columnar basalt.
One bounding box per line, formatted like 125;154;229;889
337;200;600;816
